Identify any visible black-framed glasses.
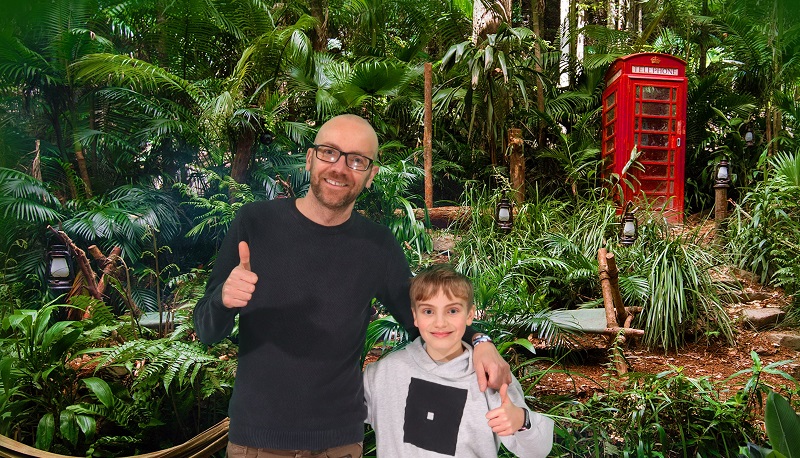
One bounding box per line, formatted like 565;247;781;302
313;144;374;171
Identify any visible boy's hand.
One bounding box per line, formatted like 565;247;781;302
486;384;525;436
473;342;512;391
221;241;258;308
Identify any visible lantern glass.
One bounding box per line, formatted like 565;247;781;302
498;207;510;222
623;220;637;237
716;165;728;181
744;131;754;143
50;257;70;278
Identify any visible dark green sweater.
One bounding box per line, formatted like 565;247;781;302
194;198;418;450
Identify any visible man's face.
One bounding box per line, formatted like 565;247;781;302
305;119;379;212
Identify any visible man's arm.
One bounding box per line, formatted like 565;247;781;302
471;334;512;391
193;219;251;345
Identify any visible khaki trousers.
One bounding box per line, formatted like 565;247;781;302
226;441;363;458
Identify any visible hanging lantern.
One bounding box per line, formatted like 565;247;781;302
495;196;513;233
714;158;731;188
620;202;638;247
47;244;74;296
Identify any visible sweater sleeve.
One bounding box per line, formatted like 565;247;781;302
375;233;419;340
496;379;554;458
362;363;376;426
192;211;244;345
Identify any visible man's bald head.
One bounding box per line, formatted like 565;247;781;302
315;114;379;158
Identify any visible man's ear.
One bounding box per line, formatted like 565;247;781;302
305;147;314;171
365;165;379;188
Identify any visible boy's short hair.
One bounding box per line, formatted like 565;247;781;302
410;264;474;309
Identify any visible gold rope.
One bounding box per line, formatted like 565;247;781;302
0;418;229;458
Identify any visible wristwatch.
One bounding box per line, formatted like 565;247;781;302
518;408;531;432
471;333;493;347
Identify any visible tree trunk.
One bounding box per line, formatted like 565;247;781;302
424;63;433;209
508;128;525;203
473;0;511;42
74;143;93;198
309;0;328;52
231;129;256;185
532;0;546;148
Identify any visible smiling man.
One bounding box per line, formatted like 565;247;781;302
193;114;511;458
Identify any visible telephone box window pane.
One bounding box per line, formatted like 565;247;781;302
606;92;616;107
642;118;669;131
642;149;668;161
606;124;615;137
672;104;677;116
669;182;675;193
641;180;667;193
606;138;615;151
646;164;668;177
672;88;677;101
670;166;675;177
642;86;671;100
607;106;616;121
642;102;669;116
641;133;669;147
635;103;640;115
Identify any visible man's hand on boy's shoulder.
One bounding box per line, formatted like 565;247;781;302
485;384;525;436
472;342;512;391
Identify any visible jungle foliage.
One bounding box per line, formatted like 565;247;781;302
0;0;798;455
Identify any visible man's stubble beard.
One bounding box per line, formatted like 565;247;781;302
309;172;363;211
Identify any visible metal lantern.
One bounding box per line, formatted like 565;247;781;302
47;244;74;296
495;196;513;233
744;129;754;147
620;202;638;247
714;158;731;188
259;130;274;145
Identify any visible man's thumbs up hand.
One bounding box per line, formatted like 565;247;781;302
221;241;258;308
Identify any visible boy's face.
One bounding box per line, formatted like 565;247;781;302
412;289;474;362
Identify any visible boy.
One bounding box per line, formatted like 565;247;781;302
363;264;554;457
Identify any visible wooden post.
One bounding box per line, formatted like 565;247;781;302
598;247;632;374
597;248;618;328
424;62;433;209
714;185;728;232
604;251;628;324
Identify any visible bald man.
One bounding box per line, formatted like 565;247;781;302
194;115;510;458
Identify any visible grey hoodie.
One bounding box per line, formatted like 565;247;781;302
364;338;554;457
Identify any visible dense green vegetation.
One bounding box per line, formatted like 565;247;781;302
1;0;799;455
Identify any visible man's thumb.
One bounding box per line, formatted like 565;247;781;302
238;241;251;271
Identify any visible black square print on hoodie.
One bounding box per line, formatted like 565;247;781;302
403;377;468;456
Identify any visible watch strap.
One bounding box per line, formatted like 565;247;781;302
472;333;493;347
518;408;531;432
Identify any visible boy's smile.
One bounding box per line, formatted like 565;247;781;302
413;290;474;362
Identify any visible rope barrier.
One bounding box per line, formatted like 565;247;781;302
0;418;229;458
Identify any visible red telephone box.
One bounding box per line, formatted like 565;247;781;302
602;53;687;220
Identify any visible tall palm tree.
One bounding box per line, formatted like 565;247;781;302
715;0;800;156
73;1;316;188
0;0;114;198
